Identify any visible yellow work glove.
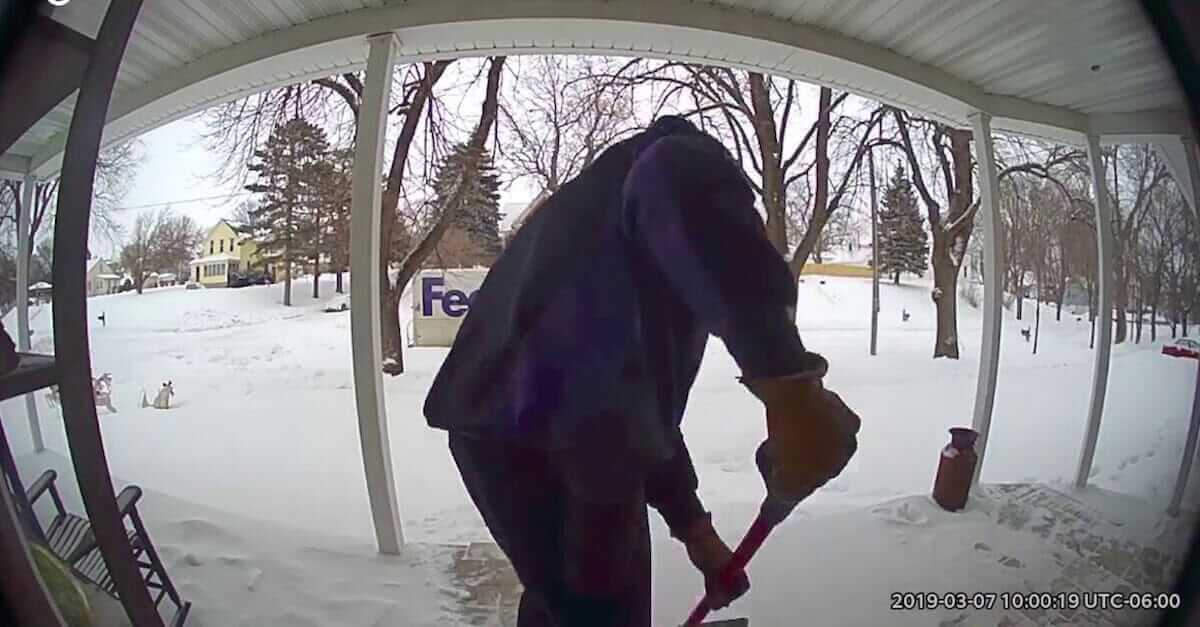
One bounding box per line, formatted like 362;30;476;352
741;354;861;503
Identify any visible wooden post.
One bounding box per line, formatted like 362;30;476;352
349;33;403;555
969;112;1003;485
51;0;162;624
1075;134;1116;489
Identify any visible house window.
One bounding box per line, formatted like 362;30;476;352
219;240;224;253
209;241;214;255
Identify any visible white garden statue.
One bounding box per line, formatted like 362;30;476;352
142;381;175;410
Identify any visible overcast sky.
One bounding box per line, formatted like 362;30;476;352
98;59;853;260
103;113;537;259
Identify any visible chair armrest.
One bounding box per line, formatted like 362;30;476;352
116;485;142;517
26;469;57;505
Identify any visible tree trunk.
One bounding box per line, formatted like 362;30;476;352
283;262;292;306
893;270;900;285
385;57;506;374
1151;301;1157;342
1113;272;1128;344
1184;310;1190;337
1172;317;1178;338
1016;279;1024;321
378;61;452;373
381;284;405;374
1088;279;1096;349
1033;289;1041;354
931;236;959;358
748;73;788;257
1056;274;1065;321
1134;289;1143;344
336;270;344;294
312;257;321;299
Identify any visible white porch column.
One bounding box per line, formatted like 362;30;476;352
1074;134;1116;489
17;176;43;452
968;112;1003;485
1168;136;1200;516
349;33;403;555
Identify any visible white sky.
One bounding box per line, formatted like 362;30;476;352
108;114;537;259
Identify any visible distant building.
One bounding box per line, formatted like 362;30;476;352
29;281;52;304
502;191;551;247
188;220;268;287
86;259;122;296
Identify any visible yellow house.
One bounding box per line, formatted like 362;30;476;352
188;220;267;287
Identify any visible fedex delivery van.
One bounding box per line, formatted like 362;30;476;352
409;268;488;347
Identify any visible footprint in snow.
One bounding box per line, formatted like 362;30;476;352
871;501;929;526
997;556;1024;568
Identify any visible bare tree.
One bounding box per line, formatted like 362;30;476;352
606;62;884;292
500;56;636;194
119;208;202;294
1073;145;1171;344
385;56;507;374
203;61;459;367
1;140;141;259
887;112;1082;357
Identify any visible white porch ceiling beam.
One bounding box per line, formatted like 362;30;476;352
1156;136;1200;217
1074;133;1116;489
0;154;30;179
349;33;404;555
969;111;1003;486
23;0;1192;178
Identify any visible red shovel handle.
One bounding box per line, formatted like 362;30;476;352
682;513;773;626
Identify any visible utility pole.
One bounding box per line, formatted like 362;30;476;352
869;142;880;356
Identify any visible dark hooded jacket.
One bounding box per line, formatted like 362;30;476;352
424;116;812;465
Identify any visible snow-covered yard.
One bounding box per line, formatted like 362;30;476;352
3;274;1197;626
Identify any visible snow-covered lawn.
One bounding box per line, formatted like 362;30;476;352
3;274;1197;626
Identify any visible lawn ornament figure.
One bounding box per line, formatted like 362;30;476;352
94;373;117;413
142;381;175;409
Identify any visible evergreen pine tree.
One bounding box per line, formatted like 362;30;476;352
429;142;503;266
245;117;330;305
877;163;929;284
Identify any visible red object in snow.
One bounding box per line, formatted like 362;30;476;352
932;427;979;512
1162;339;1200;360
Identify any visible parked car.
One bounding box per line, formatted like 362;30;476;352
227;271;273;288
1162;338;1200;360
184;281;203;290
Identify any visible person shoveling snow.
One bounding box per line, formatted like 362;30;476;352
425;116;861;626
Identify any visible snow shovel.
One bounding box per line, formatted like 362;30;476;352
681;493;797;626
683;441;801;627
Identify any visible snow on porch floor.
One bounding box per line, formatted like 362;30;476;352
16;448;1195;627
443;484;1198;627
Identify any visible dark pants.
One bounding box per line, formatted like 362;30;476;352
449;432;704;627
